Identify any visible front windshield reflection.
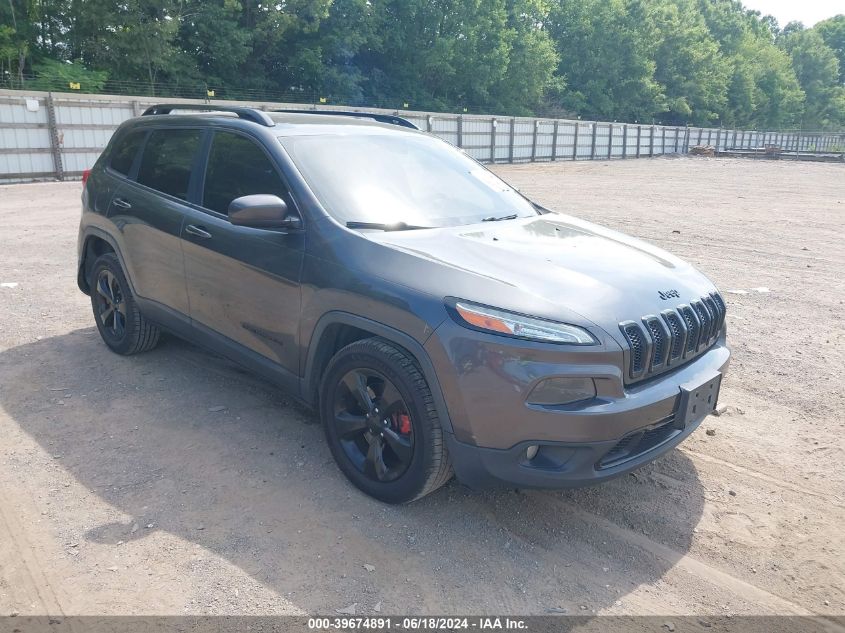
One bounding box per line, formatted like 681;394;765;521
279;132;538;228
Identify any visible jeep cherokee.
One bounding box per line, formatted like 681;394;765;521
77;104;730;503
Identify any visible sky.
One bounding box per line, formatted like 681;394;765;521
740;0;843;27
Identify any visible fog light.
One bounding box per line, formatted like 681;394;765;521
526;445;539;460
527;377;596;406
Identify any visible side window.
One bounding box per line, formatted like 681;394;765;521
137;129;202;200
109;130;146;176
202;131;289;214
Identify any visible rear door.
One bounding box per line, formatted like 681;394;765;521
114;128;204;316
181;129;305;376
92;127;147;217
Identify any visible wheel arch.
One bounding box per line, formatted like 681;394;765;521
77;228;129;295
302;311;454;434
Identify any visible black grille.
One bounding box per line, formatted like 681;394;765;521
645;318;665;368
692;300;712;347
679;305;700;354
711;292;726;319
709;292;726;334
663;311;685;361
619;293;725;382
622;323;645;374
598;415;679;469
702;296;720;341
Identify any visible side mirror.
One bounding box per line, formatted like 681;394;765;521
228;194;303;230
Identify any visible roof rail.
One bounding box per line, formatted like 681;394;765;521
275;109;418;130
141;104;275;127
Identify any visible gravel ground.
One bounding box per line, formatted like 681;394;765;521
0;157;843;619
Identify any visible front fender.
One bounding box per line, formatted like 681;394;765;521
301;310;454;435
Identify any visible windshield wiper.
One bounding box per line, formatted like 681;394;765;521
346;221;434;231
481;213;518;222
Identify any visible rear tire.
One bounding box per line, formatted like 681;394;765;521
320;337;453;503
90;253;160;355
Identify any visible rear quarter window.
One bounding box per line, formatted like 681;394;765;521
136;129;203;200
109;130;146;176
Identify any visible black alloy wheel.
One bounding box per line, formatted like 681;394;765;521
89;252;160;355
319;338;453;503
332;368;415;482
94;268;127;339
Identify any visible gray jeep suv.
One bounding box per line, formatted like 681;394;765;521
77;104;730;503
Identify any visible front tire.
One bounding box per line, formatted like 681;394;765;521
90;253;160;355
320;338;453;503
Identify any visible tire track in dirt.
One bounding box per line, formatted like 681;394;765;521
0;483;68;620
527;491;840;622
682;449;845;508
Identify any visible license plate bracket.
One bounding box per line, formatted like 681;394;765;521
677;372;722;427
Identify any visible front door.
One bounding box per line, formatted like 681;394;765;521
181;130;304;376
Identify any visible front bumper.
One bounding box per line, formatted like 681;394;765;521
444;412;705;489
424;319;729;489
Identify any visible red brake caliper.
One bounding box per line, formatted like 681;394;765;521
393;412;412;435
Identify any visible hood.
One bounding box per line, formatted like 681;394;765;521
364;214;718;343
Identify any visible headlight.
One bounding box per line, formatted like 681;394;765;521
451;301;597;345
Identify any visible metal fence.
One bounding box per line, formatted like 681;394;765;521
2;89;844;184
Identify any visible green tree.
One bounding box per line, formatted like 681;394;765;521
27;57;108;91
238;0;332;97
647;0;730;124
0;0;36;83
547;0;664;122
176;0;251;90
779;25;845;128
735;37;805;128
486;0;559;114
359;0;517;110
303;0;375;103
698;0;804;128
95;0;186;95
815;15;845;84
3;0;844;125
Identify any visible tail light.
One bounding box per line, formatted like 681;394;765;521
81;169;91;185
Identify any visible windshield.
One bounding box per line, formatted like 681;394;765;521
279;132;538;228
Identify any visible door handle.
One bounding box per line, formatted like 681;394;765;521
185;224;212;239
113;197;132;209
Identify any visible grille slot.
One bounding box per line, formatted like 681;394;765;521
710;292;726;333
678;306;701;354
679;305;700;355
598;415;679;469
702;295;720;341
646;319;663;367
621;323;645;375
598;435;637;466
692;300;712;347
662;310;686;361
643;316;670;370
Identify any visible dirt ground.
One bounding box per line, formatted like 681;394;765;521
0;157;843;619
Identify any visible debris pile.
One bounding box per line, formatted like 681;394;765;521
690;145;715;157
